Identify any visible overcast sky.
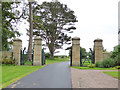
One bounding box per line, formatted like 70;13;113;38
18;0;119;55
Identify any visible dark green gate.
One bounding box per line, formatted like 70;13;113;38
20;47;33;65
70;48;72;66
42;48;45;65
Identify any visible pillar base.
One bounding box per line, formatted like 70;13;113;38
33;61;41;66
72;61;80;66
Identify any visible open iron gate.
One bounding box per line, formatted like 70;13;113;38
20;47;33;65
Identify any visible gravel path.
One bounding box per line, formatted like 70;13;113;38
71;68;118;88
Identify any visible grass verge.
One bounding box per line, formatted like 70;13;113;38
1;65;44;88
71;66;118;70
103;71;120;79
46;58;69;64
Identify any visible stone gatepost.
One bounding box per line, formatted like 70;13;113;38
13;38;22;65
33;36;42;66
94;38;103;63
72;37;80;66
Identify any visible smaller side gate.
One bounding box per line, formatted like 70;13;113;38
42;48;45;65
20;47;33;65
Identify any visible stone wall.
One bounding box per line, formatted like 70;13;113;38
0;51;13;59
103;52;111;60
0;51;13;63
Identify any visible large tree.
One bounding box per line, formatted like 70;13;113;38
2;2;25;51
33;1;78;58
27;1;33;55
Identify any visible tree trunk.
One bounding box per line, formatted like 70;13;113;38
27;2;33;59
50;51;54;59
48;45;54;59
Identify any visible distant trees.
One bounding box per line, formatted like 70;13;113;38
33;1;78;59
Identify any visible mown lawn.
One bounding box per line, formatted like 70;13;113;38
1;64;44;88
1;58;69;88
71;66;118;70
0;65;2;89
46;58;70;64
104;71;120;79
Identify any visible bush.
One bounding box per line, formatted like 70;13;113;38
2;58;15;65
95;61;103;68
88;64;96;68
54;56;59;58
45;53;50;58
114;66;120;69
114;55;120;66
110;45;120;66
101;58;115;68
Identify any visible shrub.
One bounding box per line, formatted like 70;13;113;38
88;64;96;68
54;56;59;58
101;58;115;68
45;53;50;58
95;61;101;67
114;55;120;66
114;66;120;69
95;61;104;68
110;45;120;66
2;58;15;65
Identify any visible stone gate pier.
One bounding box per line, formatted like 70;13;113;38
72;37;80;66
33;36;42;66
94;38;103;63
13;38;22;65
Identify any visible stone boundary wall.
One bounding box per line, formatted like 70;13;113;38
0;51;13;63
103;52;111;60
0;51;13;59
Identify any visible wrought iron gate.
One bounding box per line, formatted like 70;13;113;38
80;48;95;66
42;48;45;65
70;48;72;66
20;47;33;65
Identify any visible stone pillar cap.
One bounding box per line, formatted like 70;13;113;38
94;38;103;42
13;38;22;42
34;36;42;40
72;37;80;40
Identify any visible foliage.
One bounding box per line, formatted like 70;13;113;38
88;64;96;68
110;45;120;66
32;1;77;58
2;2;26;51
54;56;59;58
113;66;120;69
80;47;87;59
2;58;15;65
96;58;115;68
46;58;69;64
71;66;117;70
95;61;103;68
45;53;50;58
